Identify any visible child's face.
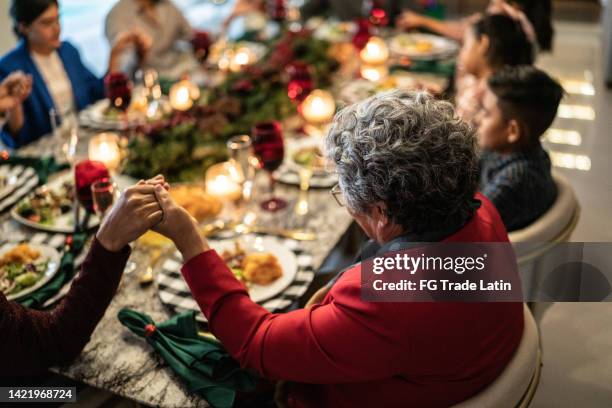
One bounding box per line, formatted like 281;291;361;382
477;87;519;151
458;28;488;76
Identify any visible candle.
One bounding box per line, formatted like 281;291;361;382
360;64;389;82
229;47;256;73
359;36;389;65
88;133;121;172
300;89;336;125
205;162;243;202
169;79;195;111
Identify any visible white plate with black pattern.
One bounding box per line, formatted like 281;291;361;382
156;235;315;323
0;164;39;213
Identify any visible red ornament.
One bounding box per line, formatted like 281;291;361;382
0;150;9;161
144;324;157;337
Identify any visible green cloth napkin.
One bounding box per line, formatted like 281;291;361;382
2;155;69;184
18;233;87;309
118;308;257;408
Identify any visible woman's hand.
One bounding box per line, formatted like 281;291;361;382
396;11;427;31
152;184;210;262
96;184;163;252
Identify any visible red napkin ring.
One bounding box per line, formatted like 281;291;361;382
144;324;157;337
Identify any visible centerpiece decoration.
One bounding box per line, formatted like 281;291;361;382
123;30;340;182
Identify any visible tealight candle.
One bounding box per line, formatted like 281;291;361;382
229;47;256;73
169;79;195;111
300;89;336;125
88;133;121;172
205;162;243;202
360;64;389;82
359;36;389;65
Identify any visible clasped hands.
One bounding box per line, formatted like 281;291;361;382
96;175;209;262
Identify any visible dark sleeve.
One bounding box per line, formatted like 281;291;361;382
0;238;130;376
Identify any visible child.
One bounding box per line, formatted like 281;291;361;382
455;13;534;125
477;65;564;231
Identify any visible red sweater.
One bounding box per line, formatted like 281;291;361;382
181;195;524;408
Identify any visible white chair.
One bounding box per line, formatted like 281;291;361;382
452;304;541;408
507;173;580;315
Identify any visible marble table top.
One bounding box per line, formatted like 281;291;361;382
8;128;354;407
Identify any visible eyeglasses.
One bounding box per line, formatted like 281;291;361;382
331;183;347;207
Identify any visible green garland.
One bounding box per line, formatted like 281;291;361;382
124;31;339;182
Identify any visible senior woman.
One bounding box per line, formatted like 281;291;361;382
144;91;523;407
0;0;139;148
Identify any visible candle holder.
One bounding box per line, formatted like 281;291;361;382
205;162;244;204
359;36;389;65
360;64;389;82
88;133;122;173
299;89;336;137
169;77;200;112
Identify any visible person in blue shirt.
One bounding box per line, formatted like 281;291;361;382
0;0;141;148
477;65;563;231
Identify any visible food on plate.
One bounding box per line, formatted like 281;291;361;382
292;147;325;169
396;36;434;54
221;241;283;286
0;244;47;295
16;181;74;225
170;185;223;222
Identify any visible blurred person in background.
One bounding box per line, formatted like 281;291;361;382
0;0;139;148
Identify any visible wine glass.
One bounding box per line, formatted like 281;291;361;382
91;178;137;273
251;121;286;212
91;178;118;220
285;61;313;104
104;72;133;129
49;108;78;166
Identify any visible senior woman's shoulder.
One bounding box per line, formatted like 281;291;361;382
466;193;510;242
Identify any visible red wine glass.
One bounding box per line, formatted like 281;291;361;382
252;121;286;212
286;61;314;104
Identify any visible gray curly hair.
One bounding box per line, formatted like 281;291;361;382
324;90;479;234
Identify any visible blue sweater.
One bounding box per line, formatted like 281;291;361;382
0;40;105;148
479;144;557;231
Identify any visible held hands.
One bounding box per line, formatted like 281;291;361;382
0;72;33;111
144;175;210;262
96;183;163;252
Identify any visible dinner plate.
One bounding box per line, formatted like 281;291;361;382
0;164;39;213
388;33;459;60
285;136;328;177
1;243;61;301
210;235;298;303
79;97;171;131
11;172;100;234
312;20;356;43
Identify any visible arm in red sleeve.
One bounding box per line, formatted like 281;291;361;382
0;238;130;376
181;250;407;383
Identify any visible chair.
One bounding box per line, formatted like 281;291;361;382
452;304;541;408
507;173;580;315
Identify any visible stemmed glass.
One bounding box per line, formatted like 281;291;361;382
49;108;78;166
91;178;118;220
251;121;286;212
91;178;137;273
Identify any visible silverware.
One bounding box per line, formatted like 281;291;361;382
201;220;317;241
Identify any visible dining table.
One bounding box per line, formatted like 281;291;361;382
5;125;354;407
1;18;457;405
